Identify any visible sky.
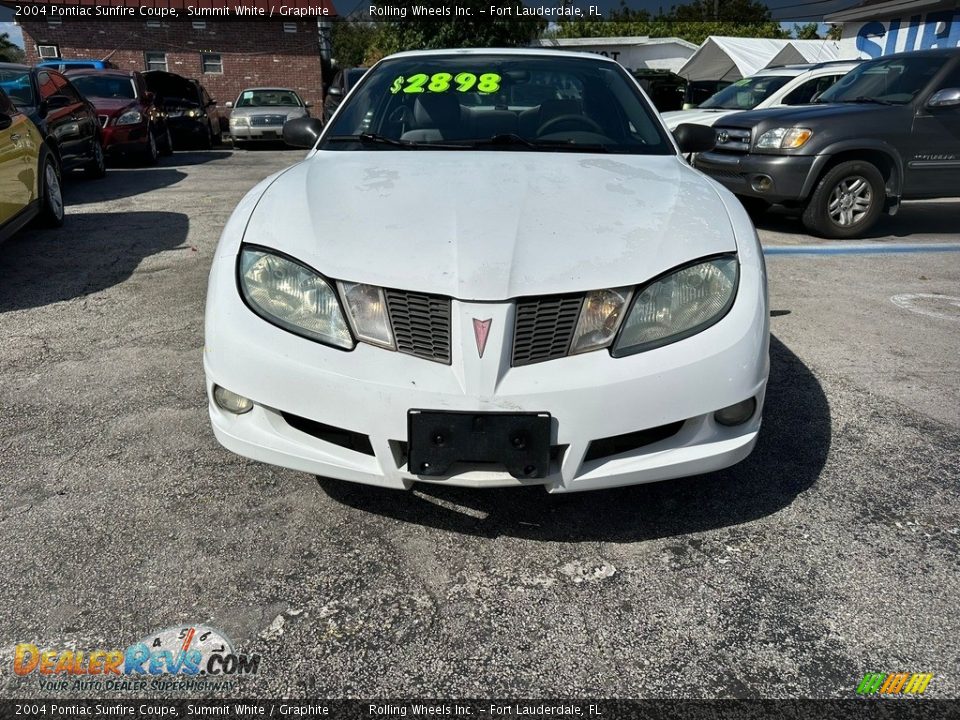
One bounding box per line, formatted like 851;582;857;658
0;21;23;48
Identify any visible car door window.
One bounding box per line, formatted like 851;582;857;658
36;71;58;101
51;73;82;104
782;75;840;105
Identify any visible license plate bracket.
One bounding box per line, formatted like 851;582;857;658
408;410;551;479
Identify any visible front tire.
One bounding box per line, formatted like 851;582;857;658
801;160;885;239
143;129;160;166
160;126;174;156
85;137;107;179
38;155;65;228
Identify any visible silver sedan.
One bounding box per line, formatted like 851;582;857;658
227;88;310;147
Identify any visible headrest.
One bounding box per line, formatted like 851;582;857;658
413;94;461;127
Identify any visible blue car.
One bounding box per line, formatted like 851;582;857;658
36;59;115;72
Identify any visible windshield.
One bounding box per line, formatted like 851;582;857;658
699;75;792;110
816;55;948;105
0;69;35;107
235;89;302;108
321;54;672;154
70;75;137;100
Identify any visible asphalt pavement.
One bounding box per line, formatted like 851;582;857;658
1;148;958;699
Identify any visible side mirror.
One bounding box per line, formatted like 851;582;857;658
46;94;73;110
282;116;325;148
927;88;960;109
37;100;49;119
304;102;313;108
143;91;155;104
673;123;716;154
225;100;233;108
0;112;12;131
207;100;217;108
326;86;342;98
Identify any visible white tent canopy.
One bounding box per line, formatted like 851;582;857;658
766;39;846;67
677;36;851;82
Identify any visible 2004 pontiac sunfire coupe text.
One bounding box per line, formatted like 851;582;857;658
204;49;769;493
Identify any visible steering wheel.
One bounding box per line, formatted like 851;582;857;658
537;114;604;136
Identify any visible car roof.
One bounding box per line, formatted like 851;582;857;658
755;60;861;78
66;69;134;78
383;47;622;64
238;87;299;93
0;62;31;71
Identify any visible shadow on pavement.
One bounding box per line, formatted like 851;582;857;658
63;167;188;204
165;149;236;166
754;201;959;239
0;211;189;313
317;335;831;541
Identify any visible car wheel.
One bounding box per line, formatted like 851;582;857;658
802;160;885;239
160;126;174;156
143;130;159;166
38;155;65;228
737;196;770;218
85;138;107;179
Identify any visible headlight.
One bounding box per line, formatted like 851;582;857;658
569;287;632;354
187;109;200;118
116;109;143;126
613;256;738;357
337;281;395;349
755;127;813;150
239;247;353;349
230;116;249;127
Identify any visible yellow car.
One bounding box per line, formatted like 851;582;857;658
0;87;64;243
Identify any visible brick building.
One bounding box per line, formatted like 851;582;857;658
15;2;334;110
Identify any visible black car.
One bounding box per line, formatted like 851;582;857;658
695;48;960;238
322;67;367;124
142;70;222;149
0;62;106;178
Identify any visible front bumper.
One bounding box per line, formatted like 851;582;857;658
204;253;769;493
230;126;285;141
101;123;149;156
695;151;815;203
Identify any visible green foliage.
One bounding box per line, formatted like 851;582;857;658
793;22;821;40
0;32;25;63
331;20;384;67
555;0;788;46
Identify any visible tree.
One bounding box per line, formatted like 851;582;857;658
373;0;545;54
331;20;385;68
555;0;788;46
0;32;25;63
793;22;821;40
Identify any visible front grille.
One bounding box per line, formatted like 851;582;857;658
512;294;583;367
98;115;109;128
713;127;751;154
250;114;286;127
384;289;451;364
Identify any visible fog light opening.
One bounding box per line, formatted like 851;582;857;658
751;175;773;193
714;398;757;427
213;385;253;415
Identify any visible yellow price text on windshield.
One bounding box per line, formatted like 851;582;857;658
390;73;502;95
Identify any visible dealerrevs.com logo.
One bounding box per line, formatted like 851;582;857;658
13;625;261;691
856;672;933;696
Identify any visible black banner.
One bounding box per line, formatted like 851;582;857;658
2;700;960;720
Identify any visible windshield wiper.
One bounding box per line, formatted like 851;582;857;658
840;96;895;106
325;133;420;148
467;134;611;153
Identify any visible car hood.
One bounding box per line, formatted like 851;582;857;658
87;97;138;114
716;102;901;129
661;108;737;129
243;151;738;301
230;106;306;119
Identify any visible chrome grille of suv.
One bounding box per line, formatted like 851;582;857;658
512;295;584;367
384;289;451;364
713;127;751;154
98;115;109;128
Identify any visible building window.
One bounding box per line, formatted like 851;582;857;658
201;53;223;74
37;44;60;59
283;22;297;33
192;21;206;29
46;20;61;26
145;20;161;28
144;51;168;72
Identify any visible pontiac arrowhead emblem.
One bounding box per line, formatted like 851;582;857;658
472;318;492;358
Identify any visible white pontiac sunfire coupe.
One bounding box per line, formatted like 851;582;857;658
204;49;769;493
